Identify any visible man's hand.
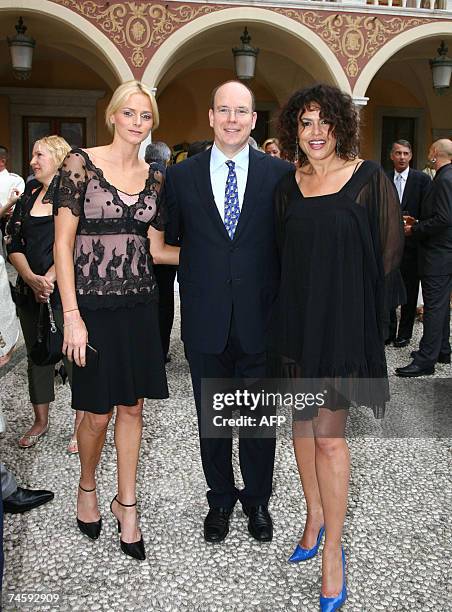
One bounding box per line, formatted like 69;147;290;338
403;215;416;237
0;188;21;219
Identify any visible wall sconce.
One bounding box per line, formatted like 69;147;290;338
7;17;35;80
430;40;452;94
232;27;259;81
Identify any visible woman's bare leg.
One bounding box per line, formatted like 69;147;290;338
77;410;112;522
293;419;324;548
313;408;349;597
111;400;143;543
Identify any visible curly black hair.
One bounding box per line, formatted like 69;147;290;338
278;84;359;165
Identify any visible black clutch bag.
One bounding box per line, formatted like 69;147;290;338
30;298;63;366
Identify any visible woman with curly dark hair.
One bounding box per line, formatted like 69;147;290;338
269;84;404;610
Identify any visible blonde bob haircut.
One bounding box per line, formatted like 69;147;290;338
105;80;159;134
34;135;71;168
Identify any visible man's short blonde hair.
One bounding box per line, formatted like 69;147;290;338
105;80;159;134
34;135;71;167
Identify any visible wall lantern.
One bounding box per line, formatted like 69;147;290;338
430;40;452;94
8;17;36;80
232;27;259;81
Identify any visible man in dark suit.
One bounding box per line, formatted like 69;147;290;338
164;81;291;543
396;139;452;377
387;139;431;347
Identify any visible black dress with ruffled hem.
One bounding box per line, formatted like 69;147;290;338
268;161;405;419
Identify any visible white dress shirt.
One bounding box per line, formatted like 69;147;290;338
0;168;25;207
393;167;409;203
210;143;249;221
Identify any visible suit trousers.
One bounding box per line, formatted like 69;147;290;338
0;463;17;500
153;265;177;358
398;247;420;339
187;317;276;510
415;274;452;368
389;246;420;341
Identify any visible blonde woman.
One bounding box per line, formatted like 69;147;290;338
54;81;179;560
6;136;83;451
262;137;282;158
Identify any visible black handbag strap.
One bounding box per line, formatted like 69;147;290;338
36;304;46;343
36;299;57;343
46;299;58;334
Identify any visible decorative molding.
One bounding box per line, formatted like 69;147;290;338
50;1;442;85
56;1;219;72
273;10;428;84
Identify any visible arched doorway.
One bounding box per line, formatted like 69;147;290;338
0;0;132;173
144;8;349;149
355;24;452;168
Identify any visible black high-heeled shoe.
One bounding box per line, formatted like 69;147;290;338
110;495;146;561
76;484;102;540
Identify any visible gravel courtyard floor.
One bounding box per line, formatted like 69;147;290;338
1;300;451;611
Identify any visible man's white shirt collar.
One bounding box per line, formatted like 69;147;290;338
395;167;409;181
210;143;249;172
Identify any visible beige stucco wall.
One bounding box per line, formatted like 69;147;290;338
153;68;276;147
360;79;426;162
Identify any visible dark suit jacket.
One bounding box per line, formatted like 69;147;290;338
412;163;452;276
387;168;431;218
164;146;292;354
387;168;431;255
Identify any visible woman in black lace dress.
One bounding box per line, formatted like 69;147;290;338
54;81;179;561
270;85;404;610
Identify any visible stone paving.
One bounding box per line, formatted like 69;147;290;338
1;299;451;611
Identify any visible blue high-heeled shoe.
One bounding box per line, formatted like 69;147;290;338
319;548;347;612
288;526;325;563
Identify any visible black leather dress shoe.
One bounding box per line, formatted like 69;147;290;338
395;362;435;377
3;487;54;514
393;337;411;348
204;507;233;543
384;336;396;346
243;505;273;542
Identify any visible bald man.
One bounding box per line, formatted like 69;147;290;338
396;139;452;377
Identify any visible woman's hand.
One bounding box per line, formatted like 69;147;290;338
62;310;88;367
26;273;54;303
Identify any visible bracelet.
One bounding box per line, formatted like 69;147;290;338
63;308;79;314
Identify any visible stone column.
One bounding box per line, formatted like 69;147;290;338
139;86;157;160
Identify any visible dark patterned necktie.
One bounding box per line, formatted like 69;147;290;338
224;160;240;239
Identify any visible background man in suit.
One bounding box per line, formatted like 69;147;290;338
396;139;452;377
387;139;431;347
145;141;176;363
165;81;291;543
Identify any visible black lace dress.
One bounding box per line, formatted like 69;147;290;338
55;149;168;413
268;161;405;419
